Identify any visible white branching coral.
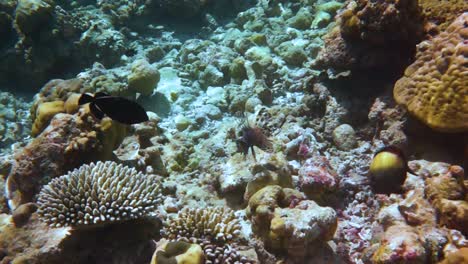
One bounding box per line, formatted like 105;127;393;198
163;207;242;243
37;161;161;228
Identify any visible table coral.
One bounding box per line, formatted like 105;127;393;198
393;13;468;132
37;161;162;227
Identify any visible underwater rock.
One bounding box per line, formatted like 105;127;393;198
332;124;357;150
297;155;339;203
5;108;127;210
0;91;31;151
287;7;312;30
246;185;337;259
439;247;468;264
1;212;159;263
127;59;160;96
315;0;425;77
14;0;54;36
424;165;468;234
12;202;37;227
393;12;468;132
371;223;428;264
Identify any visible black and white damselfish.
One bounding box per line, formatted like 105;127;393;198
78;92;149;125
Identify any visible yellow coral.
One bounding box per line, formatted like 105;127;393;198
394;13;468;132
419;0;468;31
31;100;65;136
151;241;204;264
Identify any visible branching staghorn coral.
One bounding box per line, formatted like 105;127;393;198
37;161;162;228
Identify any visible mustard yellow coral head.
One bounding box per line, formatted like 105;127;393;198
369;146;408;194
393;13;468;133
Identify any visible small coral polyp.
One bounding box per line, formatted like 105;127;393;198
36;161;161;228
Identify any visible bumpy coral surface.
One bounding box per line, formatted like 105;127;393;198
419;0;468;31
394;13;468;132
37;161;161;227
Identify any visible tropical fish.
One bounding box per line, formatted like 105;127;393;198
368;145;414;194
78;92;149;125
236;119;272;162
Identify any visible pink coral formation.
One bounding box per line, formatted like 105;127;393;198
315;0;425;75
297;155;339;202
393;13;468;132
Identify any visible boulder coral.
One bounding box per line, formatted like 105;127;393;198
419;0;468;32
393;13;468;132
315;0;425;75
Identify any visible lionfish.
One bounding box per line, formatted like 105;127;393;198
236;118;272;162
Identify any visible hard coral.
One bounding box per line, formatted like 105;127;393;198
246;185;337;259
6;108;126;210
315;0;425;75
163;207;241;244
394;13;468;132
419;0;468;31
37;161;161;228
162;207;254;264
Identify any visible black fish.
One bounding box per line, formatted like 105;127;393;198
78;92;149;125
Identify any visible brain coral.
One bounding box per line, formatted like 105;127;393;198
393;13;468;132
37;161;161;227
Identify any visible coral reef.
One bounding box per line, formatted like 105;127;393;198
363;160;468;263
419;0;468;32
0;91;31;151
151;240;204;264
246;185;338;260
0;213;159;263
315;0;425;76
5;107;127;210
162;207;256;263
37;161;162;227
1;0;467;263
393;12;468;132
